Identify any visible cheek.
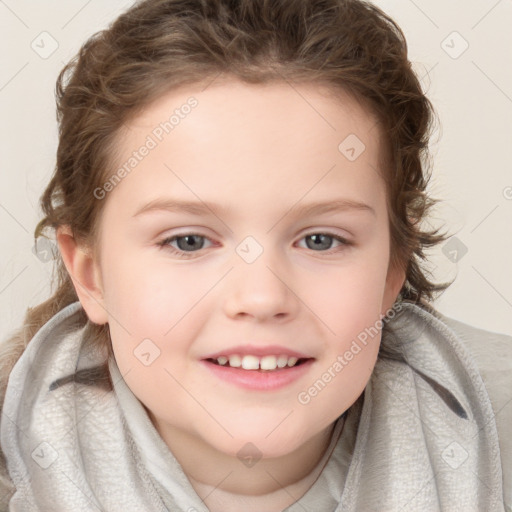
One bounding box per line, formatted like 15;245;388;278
298;338;379;423
296;264;387;415
103;256;206;414
101;247;216;377
300;250;388;404
311;251;389;336
100;241;193;332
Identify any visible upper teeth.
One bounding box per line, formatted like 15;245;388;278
215;355;300;370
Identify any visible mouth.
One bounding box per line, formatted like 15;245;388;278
205;354;312;371
200;354;315;391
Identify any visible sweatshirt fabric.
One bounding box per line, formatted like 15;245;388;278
0;300;510;511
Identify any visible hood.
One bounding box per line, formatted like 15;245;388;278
0;301;505;511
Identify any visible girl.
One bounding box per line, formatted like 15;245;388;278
1;0;510;510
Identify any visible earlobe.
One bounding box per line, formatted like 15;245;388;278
56;226;109;325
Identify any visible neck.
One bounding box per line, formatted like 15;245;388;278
148;411;342;511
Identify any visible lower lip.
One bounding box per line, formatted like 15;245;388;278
200;359;315;391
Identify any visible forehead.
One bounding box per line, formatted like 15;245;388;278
124;78;380;145
108;79;386;218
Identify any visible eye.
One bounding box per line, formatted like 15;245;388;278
296;232;351;253
157;231;351;259
158;233;214;258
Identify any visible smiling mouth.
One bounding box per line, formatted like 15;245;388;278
205;355;312;371
201;355;315;391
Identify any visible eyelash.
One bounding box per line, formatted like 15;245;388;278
157;232;352;259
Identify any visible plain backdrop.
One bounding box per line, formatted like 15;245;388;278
1;0;511;344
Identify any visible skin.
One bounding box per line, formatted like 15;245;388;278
58;78;405;511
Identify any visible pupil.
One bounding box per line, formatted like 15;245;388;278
178;235;203;251
308;234;331;250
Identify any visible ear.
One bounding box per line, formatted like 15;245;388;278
56;226;109;325
380;259;406;316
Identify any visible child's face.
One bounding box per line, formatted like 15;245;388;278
88;79;403;458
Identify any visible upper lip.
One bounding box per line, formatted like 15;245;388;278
202;344;313;360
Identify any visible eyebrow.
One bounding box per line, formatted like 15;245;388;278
133;197;376;219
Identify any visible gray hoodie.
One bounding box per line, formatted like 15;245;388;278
0;301;510;511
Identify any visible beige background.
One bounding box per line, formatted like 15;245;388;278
1;0;511;343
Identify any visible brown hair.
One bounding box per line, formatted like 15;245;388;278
1;0;452;419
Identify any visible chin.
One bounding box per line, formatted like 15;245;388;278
209;423;310;461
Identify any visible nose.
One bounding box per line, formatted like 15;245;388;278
222;251;299;322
